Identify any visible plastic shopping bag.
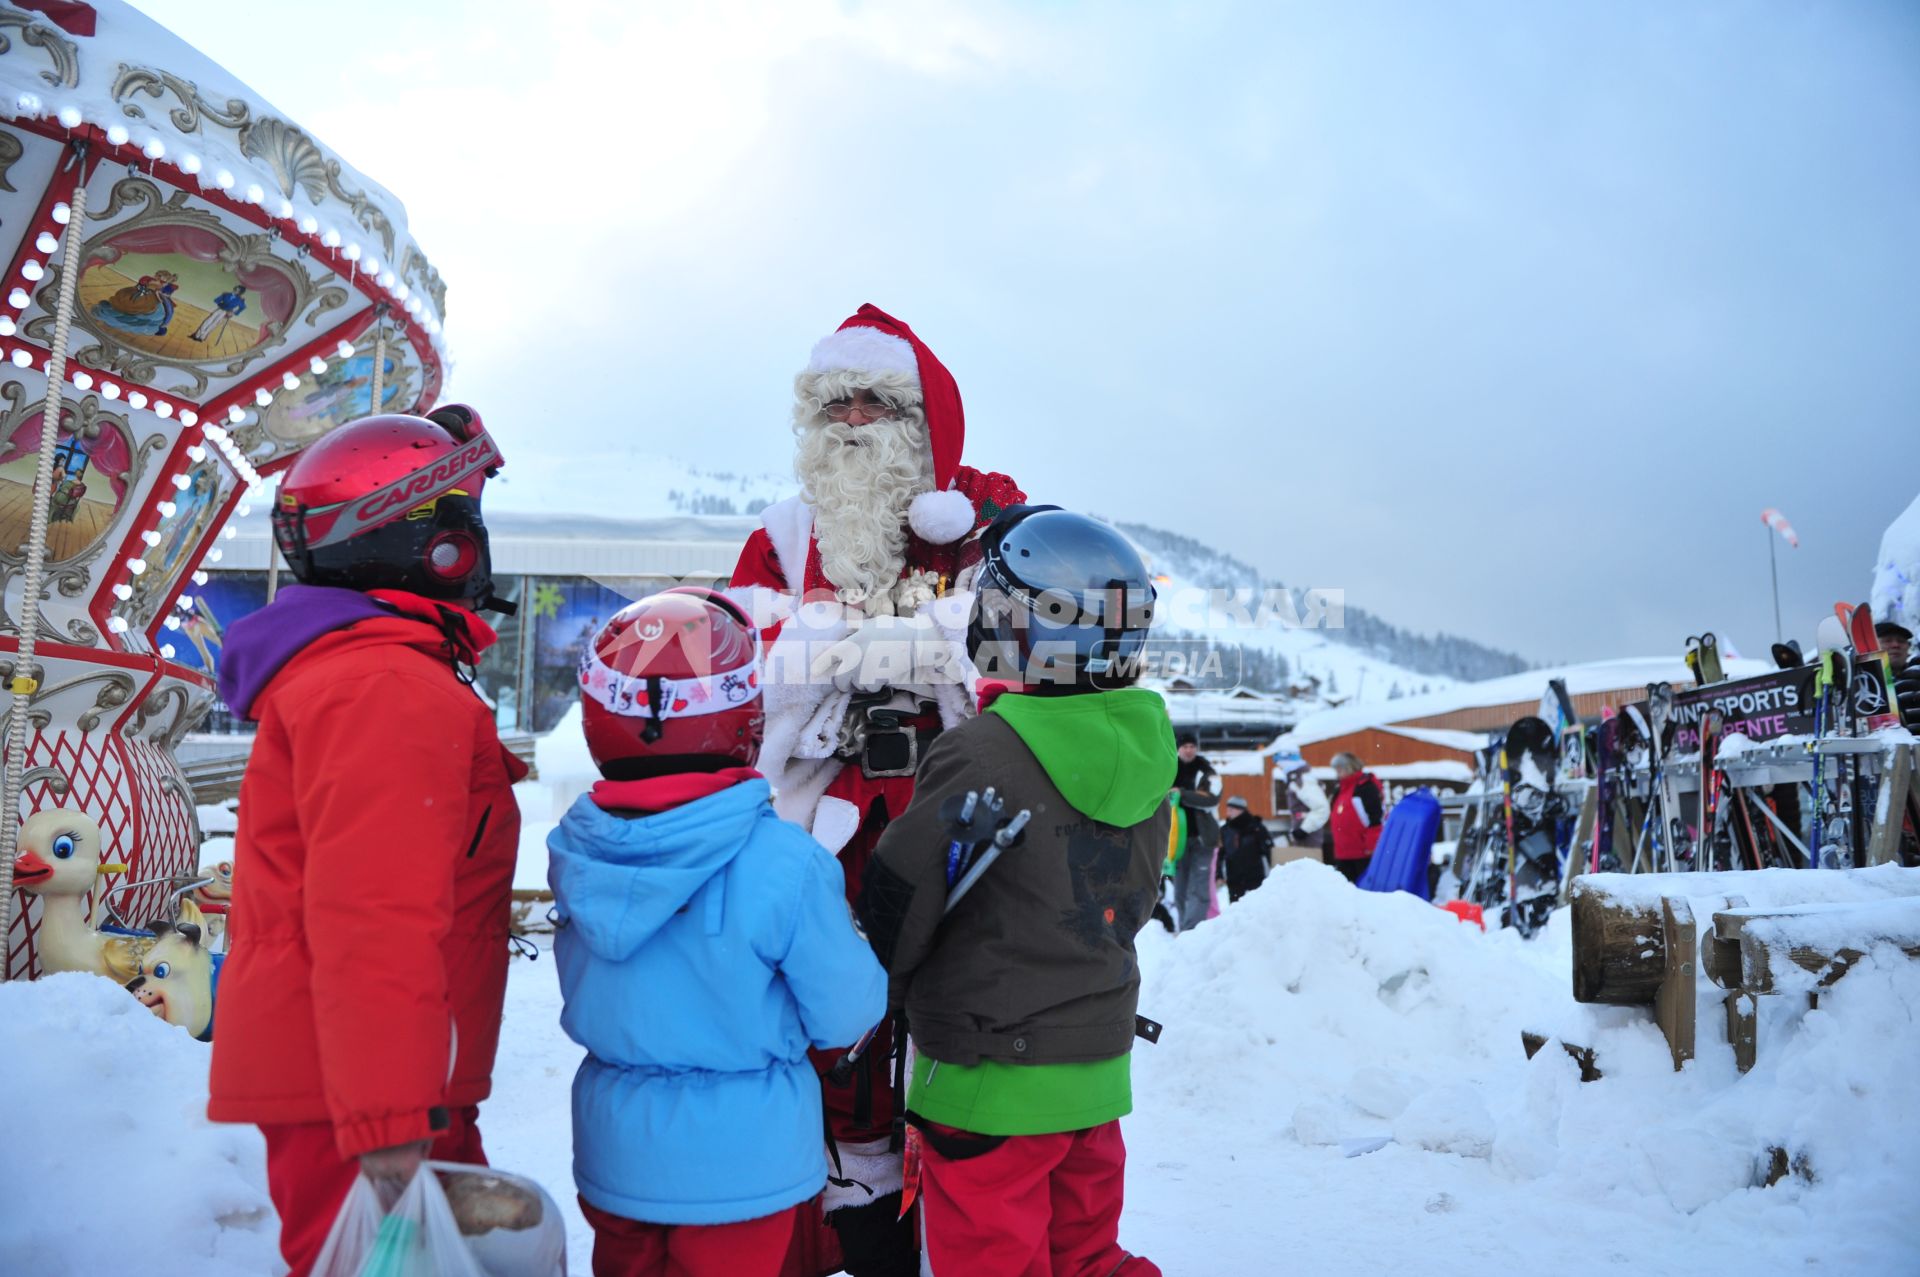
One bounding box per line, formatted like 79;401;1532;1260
433;1163;567;1277
311;1163;484;1277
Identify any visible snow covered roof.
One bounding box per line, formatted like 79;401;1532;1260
1273;656;1771;750
215;506;758;579
1380;725;1490;753
1872;490;1920;631
0;1;447;348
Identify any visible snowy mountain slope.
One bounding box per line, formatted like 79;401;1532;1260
1117;520;1529;690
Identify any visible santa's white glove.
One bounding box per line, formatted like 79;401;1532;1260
810;613;957;692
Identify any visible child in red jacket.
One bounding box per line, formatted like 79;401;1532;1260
207;407;523;1277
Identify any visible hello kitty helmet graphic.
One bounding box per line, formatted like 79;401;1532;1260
579;587;765;777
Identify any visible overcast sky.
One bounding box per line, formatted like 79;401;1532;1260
132;0;1920;664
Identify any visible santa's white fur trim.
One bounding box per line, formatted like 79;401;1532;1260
807;326;919;381
909;488;975;545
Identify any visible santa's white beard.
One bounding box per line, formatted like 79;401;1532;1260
794;413;933;609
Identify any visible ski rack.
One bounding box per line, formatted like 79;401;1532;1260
1566;733;1916;886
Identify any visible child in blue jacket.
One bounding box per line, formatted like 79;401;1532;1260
550;588;886;1276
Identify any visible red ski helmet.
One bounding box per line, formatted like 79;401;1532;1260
272;405;510;610
580;587;764;777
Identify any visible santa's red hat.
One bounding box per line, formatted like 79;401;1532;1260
805;304;976;545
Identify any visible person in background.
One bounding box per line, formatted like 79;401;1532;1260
1170;731;1222;929
1281;761;1330;865
1327;752;1384;884
1219;795;1274;902
550;588;887;1276
1877;621;1919;728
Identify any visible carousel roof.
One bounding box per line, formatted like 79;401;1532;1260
0;0;452;657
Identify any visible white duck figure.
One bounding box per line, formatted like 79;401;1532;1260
9;808;139;980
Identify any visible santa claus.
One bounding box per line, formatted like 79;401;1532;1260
728;304;1023;1275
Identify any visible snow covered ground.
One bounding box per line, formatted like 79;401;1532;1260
5;859;1918;1275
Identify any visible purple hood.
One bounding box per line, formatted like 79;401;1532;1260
217;584;391;719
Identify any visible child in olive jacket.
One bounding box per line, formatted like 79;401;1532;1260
859;681;1173;1275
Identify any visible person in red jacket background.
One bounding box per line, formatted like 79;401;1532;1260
206;407;525;1277
1327;752;1385;884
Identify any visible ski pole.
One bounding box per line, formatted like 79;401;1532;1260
830;807;1032;1085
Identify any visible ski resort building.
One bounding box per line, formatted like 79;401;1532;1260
186;507;757;734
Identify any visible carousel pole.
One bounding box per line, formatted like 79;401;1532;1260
0;143;90;976
368;307;388;414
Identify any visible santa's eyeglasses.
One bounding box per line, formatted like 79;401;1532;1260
822;391;906;422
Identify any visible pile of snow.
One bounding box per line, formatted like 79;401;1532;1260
9;856;1918;1274
1127;863;1920;1270
1871;490;1920;631
0;975;277;1275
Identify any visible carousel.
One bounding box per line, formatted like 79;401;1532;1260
0;0;449;992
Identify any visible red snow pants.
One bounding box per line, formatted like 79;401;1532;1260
260;1104;488;1277
918;1120;1160;1277
581;1198;798;1276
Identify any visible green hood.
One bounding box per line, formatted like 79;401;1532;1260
987;688;1177;827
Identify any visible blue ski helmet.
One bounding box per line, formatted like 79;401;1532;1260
968;506;1156;689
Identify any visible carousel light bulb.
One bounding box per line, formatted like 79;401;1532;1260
378;271;395;290
281;372;300;391
9;349;30;367
143;138;166;160
126;558;148;575
0;318;15;336
244;183;265;204
396;283;410;301
299;215;318;234
171;473;191;490
215;170;235;190
19;261;42;281
57;106;81;129
176;409;194;426
223;526;237;540
344;243;362;262
237;503;252;518
192;571;209;586
207;549;224;563
335;340;355;359
253;388;273;407
111;583;133;601
309;356;327;375
227;405;244;423
51;203;70;225
106;616;129;634
186;445;206;462
156;501;176;518
321;228;341;248
204;425;227;442
367;258;382;276
140;530;161;547
127;392;147;410
34;232;57;254
180;154;201;175
101;382;120;400
277;199;293;219
15;94;41;117
105;124;129;146
163;614;182;630
178;595;194;611
160;644;176;659
8;289;29;308
71;371;91;390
